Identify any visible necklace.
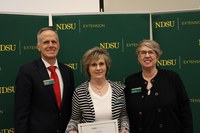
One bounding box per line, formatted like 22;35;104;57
142;69;158;81
147;90;151;95
97;90;103;96
142;69;158;96
90;80;107;96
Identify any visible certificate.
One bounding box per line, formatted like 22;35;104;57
78;119;119;133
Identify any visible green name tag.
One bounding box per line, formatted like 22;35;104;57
43;79;55;86
131;87;142;93
115;97;123;104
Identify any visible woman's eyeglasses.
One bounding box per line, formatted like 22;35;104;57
138;50;156;57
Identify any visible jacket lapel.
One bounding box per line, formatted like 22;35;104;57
35;58;58;109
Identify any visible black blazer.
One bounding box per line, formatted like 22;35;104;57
14;58;75;133
125;68;193;133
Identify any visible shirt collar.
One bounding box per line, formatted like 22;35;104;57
41;58;59;69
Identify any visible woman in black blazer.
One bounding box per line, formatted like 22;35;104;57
124;39;193;133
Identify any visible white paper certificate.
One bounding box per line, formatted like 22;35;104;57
78;119;119;133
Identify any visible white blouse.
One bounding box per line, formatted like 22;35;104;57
89;83;112;121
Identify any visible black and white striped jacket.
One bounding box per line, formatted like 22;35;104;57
66;80;129;133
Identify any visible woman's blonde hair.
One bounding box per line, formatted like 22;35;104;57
82;47;111;78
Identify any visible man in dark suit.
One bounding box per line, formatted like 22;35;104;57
14;27;75;133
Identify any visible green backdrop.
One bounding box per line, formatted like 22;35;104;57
52;13;150;85
152;10;200;133
0;14;48;132
0;11;199;133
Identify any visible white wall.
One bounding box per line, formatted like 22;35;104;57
104;0;200;12
0;0;200;14
0;0;99;14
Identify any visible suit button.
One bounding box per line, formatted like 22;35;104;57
155;92;159;96
158;108;162;112
139;128;142;131
139;112;142;115
159;124;163;128
59;113;62;116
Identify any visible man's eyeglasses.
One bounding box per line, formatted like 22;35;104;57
138;50;156;57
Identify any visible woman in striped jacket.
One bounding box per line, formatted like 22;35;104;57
66;47;129;133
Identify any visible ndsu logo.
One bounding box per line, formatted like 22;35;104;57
0;128;14;133
56;23;76;30
66;63;78;70
198;39;200;46
0;86;15;94
99;42;120;49
0;44;16;51
157;59;177;66
155;21;175;28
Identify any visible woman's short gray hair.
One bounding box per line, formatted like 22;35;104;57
136;39;163;57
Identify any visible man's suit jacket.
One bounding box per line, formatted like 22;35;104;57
14;58;74;133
